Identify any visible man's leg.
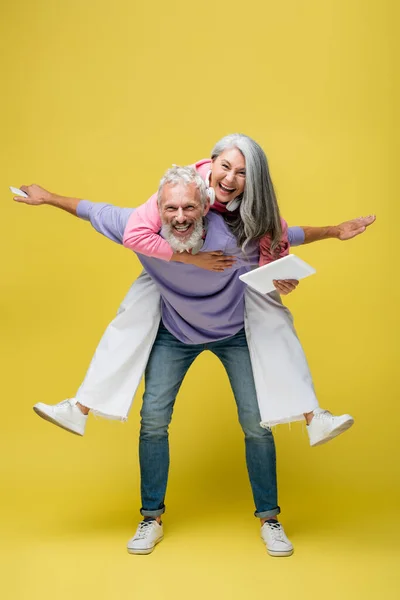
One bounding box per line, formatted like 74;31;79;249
127;323;202;554
211;328;293;556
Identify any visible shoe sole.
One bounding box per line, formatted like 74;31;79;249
33;406;84;436
267;548;294;557
311;417;354;447
127;535;164;555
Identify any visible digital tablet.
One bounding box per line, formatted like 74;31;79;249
239;254;316;294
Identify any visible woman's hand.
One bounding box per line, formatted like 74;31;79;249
177;251;236;272
273;279;299;295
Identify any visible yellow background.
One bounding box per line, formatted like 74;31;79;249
1;0;398;598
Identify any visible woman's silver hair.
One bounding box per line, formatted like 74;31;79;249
158;165;208;208
211;133;282;253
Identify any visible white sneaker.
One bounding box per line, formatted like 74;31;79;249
261;521;294;557
127;520;164;555
307;408;354;447
33;399;88;436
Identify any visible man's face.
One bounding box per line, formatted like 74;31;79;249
160;182;209;251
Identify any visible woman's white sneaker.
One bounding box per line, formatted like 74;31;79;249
127;520;164;555
307;408;354;447
33;399;88;436
261;521;294;557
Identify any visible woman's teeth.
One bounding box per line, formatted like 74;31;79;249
219;183;235;192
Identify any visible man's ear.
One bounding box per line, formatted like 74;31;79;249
203;197;211;216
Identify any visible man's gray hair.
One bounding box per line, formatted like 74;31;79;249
211;133;282;253
157;165;208;208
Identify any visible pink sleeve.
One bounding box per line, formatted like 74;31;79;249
122;159;211;261
258;218;289;266
122;193;173;261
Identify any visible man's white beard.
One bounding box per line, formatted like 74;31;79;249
161;219;204;253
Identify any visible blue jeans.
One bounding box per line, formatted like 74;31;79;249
139;323;280;519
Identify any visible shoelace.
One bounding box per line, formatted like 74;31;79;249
315;409;333;421
134;521;156;540
58;399;74;409
265;521;285;541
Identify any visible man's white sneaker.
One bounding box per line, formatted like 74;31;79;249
261;520;294;557
127;520;164;555
307;408;354;447
33;399;88;436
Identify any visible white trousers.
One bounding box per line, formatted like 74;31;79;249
75;271;319;426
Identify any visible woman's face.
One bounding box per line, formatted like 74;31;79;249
210;147;246;204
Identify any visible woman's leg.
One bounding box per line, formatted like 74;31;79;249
75;271;161;419
244;287;318;426
244;287;353;444
33;271;161;433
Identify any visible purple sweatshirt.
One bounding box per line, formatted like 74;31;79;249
77;201;305;344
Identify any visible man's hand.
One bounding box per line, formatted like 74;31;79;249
273;279;299;295
178;251;236;272
13;185;80;216
334;215;376;241
13;184;54;206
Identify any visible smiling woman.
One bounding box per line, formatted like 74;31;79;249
211;147;246;202
208;134;282;255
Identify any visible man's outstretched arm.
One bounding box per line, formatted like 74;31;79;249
13;184;132;244
14;184;81;215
